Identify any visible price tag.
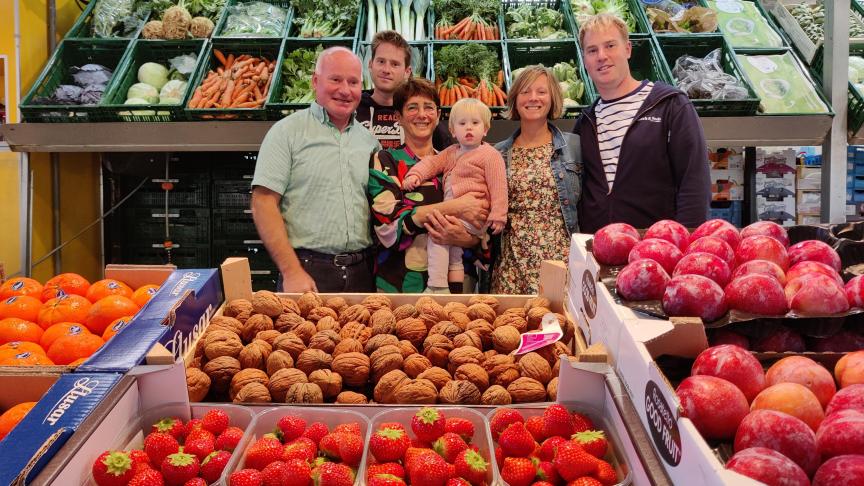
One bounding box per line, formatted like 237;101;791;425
512;313;564;355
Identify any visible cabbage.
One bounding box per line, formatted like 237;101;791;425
138;62;169;90
127;82;159;103
159;80;187;101
850;56;864;84
158;97;183;105
120;97;156;116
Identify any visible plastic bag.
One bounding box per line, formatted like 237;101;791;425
91;0;150;37
221;1;287;36
71;64;114;87
673;49;748;101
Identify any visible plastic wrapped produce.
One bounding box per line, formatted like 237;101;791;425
736;52;829;114
221;1;288;36
673;49;748;101
707;0;783;48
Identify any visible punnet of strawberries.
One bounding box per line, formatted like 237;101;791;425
490;405;619;486
91;408;243;486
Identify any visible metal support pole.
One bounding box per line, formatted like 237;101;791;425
821;0;850;223
48;0;62;273
19;153;32;277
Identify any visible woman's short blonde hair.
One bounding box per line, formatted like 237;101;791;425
504;65;563;121
579;13;629;45
449;97;492;130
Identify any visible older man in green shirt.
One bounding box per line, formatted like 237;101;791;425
252;47;381;292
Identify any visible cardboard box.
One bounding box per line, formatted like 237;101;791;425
797;191;821;214
798;166;821;191
756;196;796;225
710;169;744;201
708;147;744;170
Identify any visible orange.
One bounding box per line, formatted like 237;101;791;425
0;278;43;300
0;402;37;442
0;351;54;366
68;357;88;366
41;273;91;301
85;279;133;303
40;322;91;351
47;333;103;365
102;316;134;341
0;318;44;345
0;341;46;362
84;295;139;335
132;284;160;308
0;296;42;322
37;294;92;329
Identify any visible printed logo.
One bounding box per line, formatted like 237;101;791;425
11;281;24;291
5;296;17;304
164;303;215;360
107;281;120;290
170;272;202;297
645;381;682;466
43;377;100;426
581;270;597;320
638;115;662;123
70;325;84;335
15;352;32;359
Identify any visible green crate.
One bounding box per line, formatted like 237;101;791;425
20;39;132;123
287;0;363;43
734;49;834;116
213;208;258;240
123;207;212;243
813;44;864;135
707;0;789;51
185;38;283;120
213;240;276;271
429;1;504;40
641;0;720;36
430;41;509;118
65;0;149;39
265;39;356;120
501;0;578;41
569;0;651;35
101;39;206;122
658;34;760;115
213;0;293;38
359;0;435;42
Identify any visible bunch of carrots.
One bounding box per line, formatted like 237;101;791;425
188;49;275;113
435;71;507;107
435;14;500;40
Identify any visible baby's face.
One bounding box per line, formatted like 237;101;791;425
451;113;488;149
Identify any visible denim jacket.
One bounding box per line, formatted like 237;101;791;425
494;122;583;234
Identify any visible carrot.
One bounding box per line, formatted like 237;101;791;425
225;54;235;69
254;84;264;102
235;101;260;108
233;83;254;102
449;16;471;34
438;85;446;103
188;88;203;108
497;70;504;87
214;49;228;67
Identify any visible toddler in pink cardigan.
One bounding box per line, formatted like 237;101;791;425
402;98;508;293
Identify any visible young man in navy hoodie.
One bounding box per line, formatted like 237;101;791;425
574;14;711;233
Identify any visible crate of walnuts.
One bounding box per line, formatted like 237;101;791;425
183;259;578;406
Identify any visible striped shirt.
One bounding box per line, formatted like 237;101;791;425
596;81;654;191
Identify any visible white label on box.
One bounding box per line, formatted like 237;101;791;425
715;0;743;13
747;55;778;73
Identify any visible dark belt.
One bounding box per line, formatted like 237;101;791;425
295;248;373;267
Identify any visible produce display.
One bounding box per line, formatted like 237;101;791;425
141;0;222;39
851;55;864;94
289;0;359;38
278;45;321;104
89;0;153;38
0;402;36;443
511;62;585;107
671;49;748;101
505;5;569;40
31;64;114;106
570;0;639;32
187;49;276;112
219;1;288;37
365;0;432;41
434;44;507;107
120;54;198;115
787;2;864;45
434;0;500;41
737;52;829;114
707;0;784;49
184;292;574;404
647;5;717;33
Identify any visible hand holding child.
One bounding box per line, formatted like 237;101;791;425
402;174;421;191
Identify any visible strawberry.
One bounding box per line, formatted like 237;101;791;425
184;434;215;462
128;468;165;486
312;462;354;486
216;426;245;452
446;479;472;486
553;443;598;481
593;460;617;486
277;415;307;442
283;437;317;462
261;459;310;486
571;414;594;434
525;416;547;442
367;463;405;479
407;451;450;486
144;433;180;467
490;409;524;441
379;422;407;433
412;407;447;443
404;447;437;472
495;447;504;467
445;417;474;442
185;419;204;435
535;461;560;485
92;451;136;486
319;433;342;460
160;452;199;486
186;428;216;444
565;478;602;486
303;422;329;445
433;432;468;463
333;422;362;436
542;405;574;439
183;479;206;486
129;450;152;474
571;431;607;459
202;409;230;436
338;433;364;467
200;450;232;483
499;423;536;458
230;468;264;486
246;437;285;471
453;449;488;485
368;473;407;486
532;482;555;486
500;457;536;486
370;426;411;463
152;417;186;441
538;437;567;462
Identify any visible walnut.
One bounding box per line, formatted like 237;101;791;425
507;377;547;403
455;363;489;391
524;297;551;310
484;354;520;387
403;353;432;378
255;330;282;346
272;332;306;360
224;299;253;319
370;309;397;335
527;307;552;331
362;295;392;313
553;358;561;377
482;385;512;405
204;330;243;360
548;377;559;401
448;346;484;374
374;369;410;404
339;304;371;326
316;316;341;333
493;314;528;334
203;356;241;393
439;380;481;404
414;296;438;308
279;296;301;315
340;322;372;345
266;350;294;376
193;336;207;360
233;382;271;403
395;318;427;347
365;334;399;355
484;349;499;361
503;307;528;319
518;352;553;384
449;312;471;329
188;356;204;369
417;367;452;390
429;322;462;340
398;340;418;359
536;341;571;367
307;306;338;323
208;316;244;335
285;382;324;404
268;368;308;401
234;309;253;324
295;349;333;376
331;352;370;387
230;368;269;401
393;379;438;404
297;292;324;317
293;322;318;345
325;297;348;314
238;340;272;370
453;331;482;350
274;313;306;333
333;338;364;357
467;303;496;323
492;325;521;354
186;367;210;402
336;391;368;404
242;314;274;343
423;335;454;368
557;313;575;344
309;369;342;399
443;302;469;316
417;300;447;329
252;290;283;317
393;304;418;320
309;330;342;354
469;295;499;312
370;345;404;381
466;320;494;349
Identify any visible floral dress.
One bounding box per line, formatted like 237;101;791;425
491;143;570;294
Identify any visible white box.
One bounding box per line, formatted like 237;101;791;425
755;173;796;201
756;196;796;224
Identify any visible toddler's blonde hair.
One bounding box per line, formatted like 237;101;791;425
449;97;492;131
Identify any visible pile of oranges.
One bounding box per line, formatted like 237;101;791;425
0;273;160;367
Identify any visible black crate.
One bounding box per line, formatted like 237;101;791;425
213;240;275;270
213;208;258;240
122;244;212;268
128;175;211;208
213;180;253;208
123;207;211;243
252;272;279;291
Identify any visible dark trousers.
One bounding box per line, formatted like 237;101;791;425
282;248;375;293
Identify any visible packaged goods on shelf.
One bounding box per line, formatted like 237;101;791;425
798;166;821;191
770;0;864;63
709;200;743;226
737;51;830;114
756;195;796;225
707;0;785;49
755;173;795;201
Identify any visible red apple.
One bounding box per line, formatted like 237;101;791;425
816;409;864;460
787;261;844;287
725;274;789;316
672;252;732;287
788;240;842;272
593;223;640;265
710;329;750;349
677;375;749;440
644;219;690;251
825;384;864;416
691;344;766;402
786;274;850;315
686;236;736;267
810;331;864;353
734;410;819;476
628;238;683;275
741;221;790;247
731;260;788;286
813;455;864;486
752;383;825;432
752;327;805;353
616;258;670;301
690;219;742;250
726;447;810;486
735;236;789;271
662;274;728;322
846;275;864;308
765;356;836;408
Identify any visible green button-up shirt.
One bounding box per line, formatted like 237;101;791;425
252;102;381;254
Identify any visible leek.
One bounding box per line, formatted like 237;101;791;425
375;0;388;34
393;0;402;34
401;0;413;39
413;0;430;40
367;0;376;40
